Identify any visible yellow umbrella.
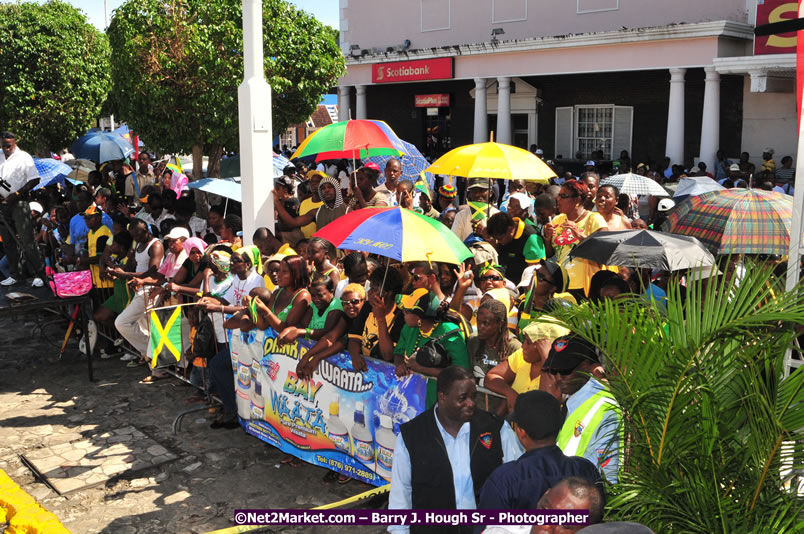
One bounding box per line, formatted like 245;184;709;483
425;135;556;183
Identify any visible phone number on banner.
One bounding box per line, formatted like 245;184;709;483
233;509;590;527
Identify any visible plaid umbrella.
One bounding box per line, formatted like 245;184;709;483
33;158;72;181
364;140;434;189
601;173;669;197
662;189;794;255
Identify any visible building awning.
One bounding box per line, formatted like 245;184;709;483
713;53;795;92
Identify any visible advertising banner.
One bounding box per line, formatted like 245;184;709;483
228;328;427;486
372;58;453;84
415;94;451;107
755;0;799;55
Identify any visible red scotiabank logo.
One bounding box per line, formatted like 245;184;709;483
372;58;453;84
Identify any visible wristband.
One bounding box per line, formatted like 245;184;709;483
305;328;312;339
196;291;204;298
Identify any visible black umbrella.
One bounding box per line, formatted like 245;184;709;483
569;229;715;271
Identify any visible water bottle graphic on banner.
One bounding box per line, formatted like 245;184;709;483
326;395;351;453
375;414;395;481
351;401;374;464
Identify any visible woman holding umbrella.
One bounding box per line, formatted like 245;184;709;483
543;179;608;298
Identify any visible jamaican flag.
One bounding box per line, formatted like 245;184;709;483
149;308;182;368
469;201;490;221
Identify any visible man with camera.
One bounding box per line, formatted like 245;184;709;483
0;131;44;287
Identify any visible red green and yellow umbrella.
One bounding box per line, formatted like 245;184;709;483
290;120;407;162
314;206;472;264
663;189;795;255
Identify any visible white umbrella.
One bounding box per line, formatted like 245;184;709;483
601;173;669;197
673;176;725;202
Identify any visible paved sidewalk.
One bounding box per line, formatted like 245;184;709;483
0;312;387;534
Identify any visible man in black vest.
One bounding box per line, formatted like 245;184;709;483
388;366;522;534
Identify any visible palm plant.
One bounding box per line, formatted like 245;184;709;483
551;260;804;533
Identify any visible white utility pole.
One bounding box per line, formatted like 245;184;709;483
239;0;275;243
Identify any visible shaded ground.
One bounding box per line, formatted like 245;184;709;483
0;305;386;534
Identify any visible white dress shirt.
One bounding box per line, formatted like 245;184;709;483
0;147;38;198
387;406;523;533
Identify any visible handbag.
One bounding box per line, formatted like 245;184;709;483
45;265;92;298
190;312;217;361
413;329;456;369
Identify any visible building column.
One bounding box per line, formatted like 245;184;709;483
528;112;538;151
665;68;686;165
355;85;367;120
338;85;351;121
497;77;512;145
698;66;720;170
473;78;488;143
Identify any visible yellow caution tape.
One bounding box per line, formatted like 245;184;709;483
204;485;390;534
0;469;70;534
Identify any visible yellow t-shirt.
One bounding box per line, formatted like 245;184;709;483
299;198;323;239
87;226;113;289
551;211;607;294
507;348;540;394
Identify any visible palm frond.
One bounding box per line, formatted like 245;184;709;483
549;259;804;533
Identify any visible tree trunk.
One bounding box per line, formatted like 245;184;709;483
206;143;223;179
191;144;204;180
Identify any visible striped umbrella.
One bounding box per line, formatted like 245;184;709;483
601;173;669;197
364;140;434;189
290;120;407;162
314;206;472;264
663;189;794;255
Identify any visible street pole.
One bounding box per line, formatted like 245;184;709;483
239;0;275;244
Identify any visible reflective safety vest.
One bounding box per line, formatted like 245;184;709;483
557;389;618;458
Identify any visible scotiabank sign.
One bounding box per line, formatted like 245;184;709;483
372;58;453;84
415;94;450;107
755;0;798;55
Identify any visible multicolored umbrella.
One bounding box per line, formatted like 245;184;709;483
364;140;434;188
290;120;407;162
663;189;794;255
314;206;472;264
601;173;669;197
425;139;555;182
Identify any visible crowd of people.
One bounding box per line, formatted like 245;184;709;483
3;128;788;533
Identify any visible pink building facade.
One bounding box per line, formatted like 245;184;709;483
336;0;796;170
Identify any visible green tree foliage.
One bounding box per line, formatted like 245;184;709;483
551;261;804;533
0;1;110;154
107;0;345;176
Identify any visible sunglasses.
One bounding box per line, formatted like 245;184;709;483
544;363;580;376
341;298;363;306
479;275;503;282
535;271;554;285
558;193;578;199
411;273;427;282
230;257;245;264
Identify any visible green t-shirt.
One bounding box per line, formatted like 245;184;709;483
307;298;343;331
394;321;470;408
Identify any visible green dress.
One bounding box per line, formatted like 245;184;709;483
393;321;470;408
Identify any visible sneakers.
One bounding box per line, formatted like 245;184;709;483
0;276;17;286
31;277;44;288
120;352;138;362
